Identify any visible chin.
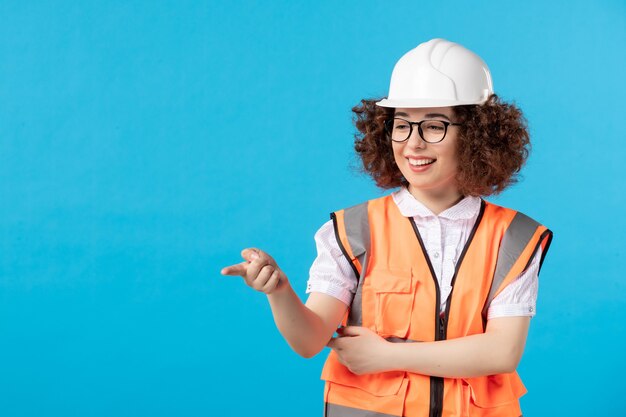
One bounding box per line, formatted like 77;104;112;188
407;181;436;191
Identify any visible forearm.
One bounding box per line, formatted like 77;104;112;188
385;332;521;378
266;280;330;358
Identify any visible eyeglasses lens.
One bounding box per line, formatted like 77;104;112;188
390;119;446;142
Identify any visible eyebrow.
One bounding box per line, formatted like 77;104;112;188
395;112;451;121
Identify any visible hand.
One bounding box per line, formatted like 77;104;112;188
326;326;394;375
220;248;288;294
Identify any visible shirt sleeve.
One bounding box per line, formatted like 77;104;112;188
487;246;543;319
305;219;358;306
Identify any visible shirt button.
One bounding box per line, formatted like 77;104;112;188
528;306;534;312
433;252;440;258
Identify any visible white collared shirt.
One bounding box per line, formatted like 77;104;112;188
306;187;541;319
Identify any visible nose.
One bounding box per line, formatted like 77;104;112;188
406;127;427;149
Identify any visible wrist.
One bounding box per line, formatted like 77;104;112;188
380;340;400;372
267;273;291;296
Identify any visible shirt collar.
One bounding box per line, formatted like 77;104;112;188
391;186;481;220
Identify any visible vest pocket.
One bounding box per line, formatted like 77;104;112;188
462;374;524;411
368;268;415;339
322;353;409;416
323;357;407;396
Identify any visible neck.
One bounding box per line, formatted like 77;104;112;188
407;184;464;215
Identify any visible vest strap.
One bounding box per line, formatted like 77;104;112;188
482;211;553;321
325;403;399;417
331;202;370;327
343;202;371;277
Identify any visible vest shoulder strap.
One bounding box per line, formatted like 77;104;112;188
482;205;554;320
330;199;375;328
330;200;371;279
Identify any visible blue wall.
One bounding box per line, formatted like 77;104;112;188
1;1;624;415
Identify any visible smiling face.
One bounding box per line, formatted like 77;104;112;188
391;106;462;203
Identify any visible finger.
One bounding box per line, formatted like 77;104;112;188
335;352;348;368
261;269;281;294
338;326;362;337
244;257;271;286
243;247;277;267
327;337;341;349
241;248;261;263
252;264;275;291
220;262;248;276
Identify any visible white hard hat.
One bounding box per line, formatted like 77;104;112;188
376;38;493;108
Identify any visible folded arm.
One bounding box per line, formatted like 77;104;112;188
388;316;530;377
328;316;530;378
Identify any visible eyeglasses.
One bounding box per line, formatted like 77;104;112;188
384;117;462;143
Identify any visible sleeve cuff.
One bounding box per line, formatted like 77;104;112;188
305;279;354;306
487;303;536;319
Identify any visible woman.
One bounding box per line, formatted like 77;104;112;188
221;38;552;417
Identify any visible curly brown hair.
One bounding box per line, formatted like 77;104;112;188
351;94;531;197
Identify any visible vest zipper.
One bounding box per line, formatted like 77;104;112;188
431;314;445;417
439;315;445;339
410;203;486;417
435;200;486;417
429;293;445;417
409;217;445;417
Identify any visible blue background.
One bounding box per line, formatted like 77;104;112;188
1;1;624;415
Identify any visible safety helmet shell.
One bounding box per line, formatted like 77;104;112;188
376;38;493;108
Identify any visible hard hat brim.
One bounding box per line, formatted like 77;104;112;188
375;97;487;108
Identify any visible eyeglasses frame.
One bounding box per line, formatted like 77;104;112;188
384;117;463;144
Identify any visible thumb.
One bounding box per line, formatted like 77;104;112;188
241;248;261;262
338;326;363;337
242;248;276;266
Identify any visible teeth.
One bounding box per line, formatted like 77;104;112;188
408;158;435;166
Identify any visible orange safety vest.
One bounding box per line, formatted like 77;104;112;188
321;194;553;417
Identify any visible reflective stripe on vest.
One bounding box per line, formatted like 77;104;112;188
481;212;553;323
322;195;553;417
326;403;400;417
331;201;370;327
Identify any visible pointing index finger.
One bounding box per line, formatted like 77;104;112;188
220;261;249;276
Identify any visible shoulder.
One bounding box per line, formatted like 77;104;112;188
313;218;335;239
